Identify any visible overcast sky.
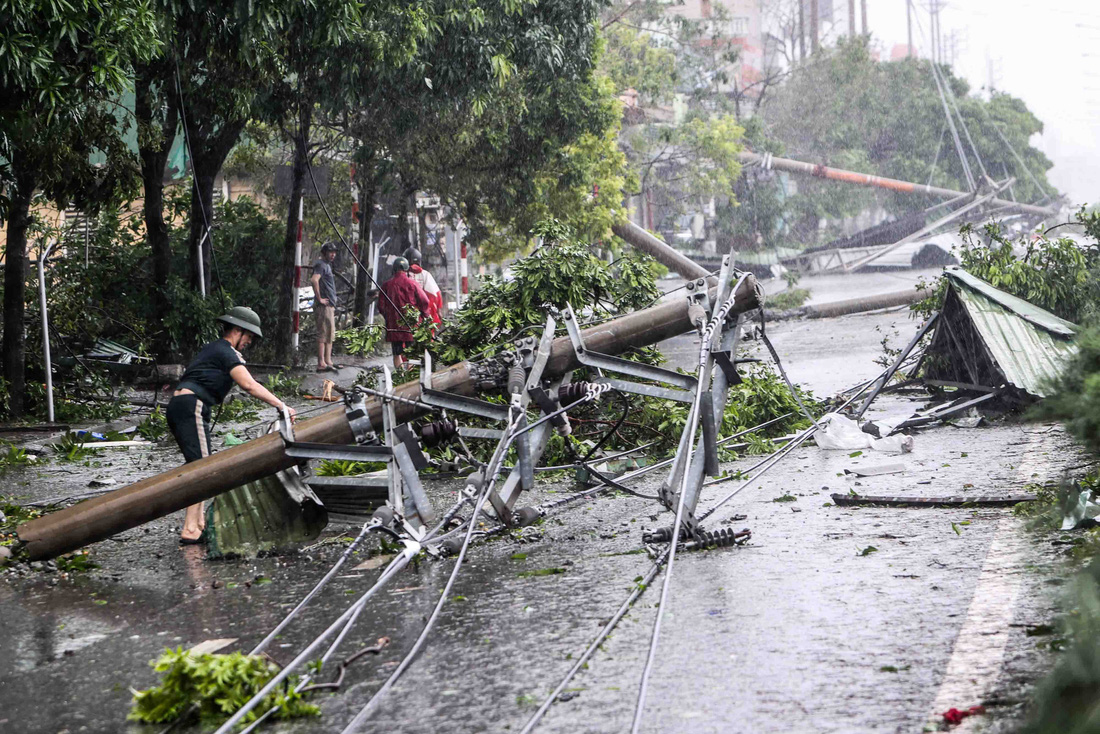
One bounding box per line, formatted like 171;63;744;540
848;0;1099;207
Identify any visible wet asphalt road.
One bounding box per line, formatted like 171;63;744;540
0;275;1089;734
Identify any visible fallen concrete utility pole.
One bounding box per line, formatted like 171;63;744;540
17;276;761;560
612;220;712;281
801;287;932;319
739;151;1055;218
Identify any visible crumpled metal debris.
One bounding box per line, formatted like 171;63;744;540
1061;489;1100;531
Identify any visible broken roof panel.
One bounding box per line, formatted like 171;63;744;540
945;267;1077;337
930;267;1077;398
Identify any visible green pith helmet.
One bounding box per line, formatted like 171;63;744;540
217;306;263;338
392;257;410;272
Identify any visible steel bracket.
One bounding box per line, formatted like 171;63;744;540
660;257;742;538
562;305;696;387
420;389;509;421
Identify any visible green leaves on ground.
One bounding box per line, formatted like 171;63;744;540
314;459;386;477
136;408;168;442
129;648;319;725
336;325;385;357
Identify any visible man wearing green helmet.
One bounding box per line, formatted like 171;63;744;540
166;306;296;545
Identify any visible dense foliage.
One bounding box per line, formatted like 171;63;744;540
129;648;318;725
412;221;664;364
1020;555;1100;734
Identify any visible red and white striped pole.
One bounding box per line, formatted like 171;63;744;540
292;196;303;351
459;239;468;304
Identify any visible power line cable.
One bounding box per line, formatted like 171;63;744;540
930;60;991;184
926;123;947;188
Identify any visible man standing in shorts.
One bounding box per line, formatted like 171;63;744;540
311;242;339;372
379;257;432;370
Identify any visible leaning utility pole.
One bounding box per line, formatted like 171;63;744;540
861;0;868;35
906;0;913;56
848;0;856;37
798;0;806;60
810;0;820;54
738;151;1056;217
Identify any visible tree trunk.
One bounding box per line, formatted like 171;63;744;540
417;206;430;264
185;119;246;296
4;169;35;417
135;67;178;359
353;182;376;327
274;105;312;364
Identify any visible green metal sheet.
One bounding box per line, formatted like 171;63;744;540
945;267;1077;337
945;269;1077;398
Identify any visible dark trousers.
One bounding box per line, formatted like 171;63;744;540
166;394;213;463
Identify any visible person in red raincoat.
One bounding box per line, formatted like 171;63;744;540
403;247;443;324
378;257;432;370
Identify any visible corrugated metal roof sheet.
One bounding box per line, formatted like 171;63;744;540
945;267;1077;397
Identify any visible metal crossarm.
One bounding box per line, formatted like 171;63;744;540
561;306;697;389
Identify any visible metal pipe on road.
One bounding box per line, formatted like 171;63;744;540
37;241;57;423
739;151;1056;218
801;287;932;319
18;276;761;560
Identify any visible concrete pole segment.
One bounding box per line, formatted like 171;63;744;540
738;151;1055;217
611;221;712;281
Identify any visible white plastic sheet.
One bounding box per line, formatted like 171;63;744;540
815;413;914;453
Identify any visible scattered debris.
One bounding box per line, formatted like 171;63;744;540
187;638;239;656
1058;489;1100;530
205;469;327;560
941;705;984;726
816;413;913;453
844;463;906;477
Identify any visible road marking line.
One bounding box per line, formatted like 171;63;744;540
928;437;1045;730
929;515;1024;729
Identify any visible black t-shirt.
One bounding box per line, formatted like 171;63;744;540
177;339;245;405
